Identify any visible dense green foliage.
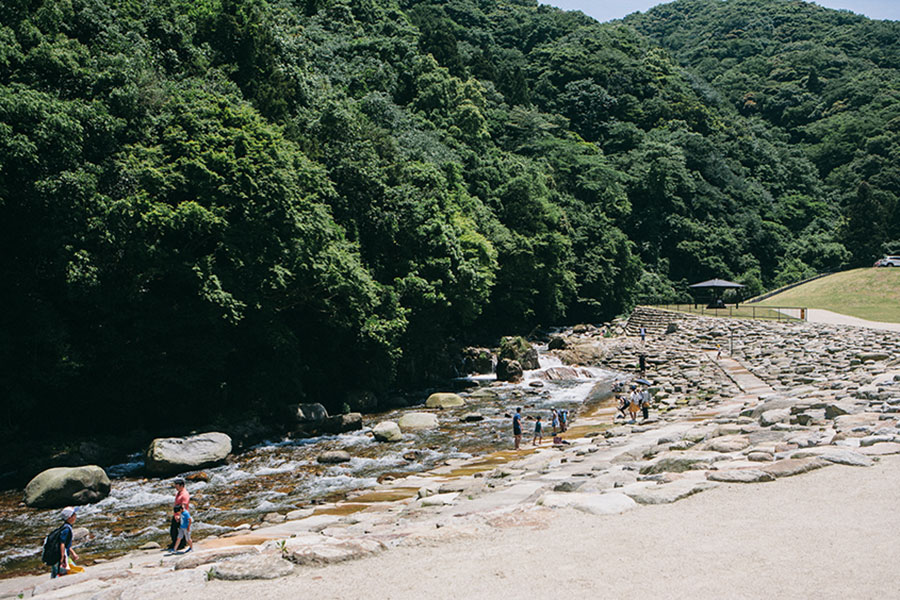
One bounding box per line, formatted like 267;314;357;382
627;0;900;267
0;0;892;439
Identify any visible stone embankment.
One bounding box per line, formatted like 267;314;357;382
4;311;899;599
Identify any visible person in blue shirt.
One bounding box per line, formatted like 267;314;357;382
52;507;79;578
172;504;193;553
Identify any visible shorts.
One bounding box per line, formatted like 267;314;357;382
175;527;192;545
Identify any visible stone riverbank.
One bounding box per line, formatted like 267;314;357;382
3;310;899;599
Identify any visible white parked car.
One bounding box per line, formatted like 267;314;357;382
875;255;900;267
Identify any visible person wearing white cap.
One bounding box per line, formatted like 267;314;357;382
52;507;79;578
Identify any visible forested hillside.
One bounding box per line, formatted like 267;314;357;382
0;0;891;440
627;0;900;266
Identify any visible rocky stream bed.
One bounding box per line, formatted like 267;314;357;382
2;309;900;599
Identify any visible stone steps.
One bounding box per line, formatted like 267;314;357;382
625;306;690;336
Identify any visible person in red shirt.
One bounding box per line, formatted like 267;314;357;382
167;477;190;551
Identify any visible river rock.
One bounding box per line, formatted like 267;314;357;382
859;442;900;455
398;412;439;431
639;451;722;475
425;393;465;409
461;412;484;422
747;450;774;462
462;347;494;374
760;408;791;427
761;457;830;478
145;432;232;475
538;491;638;515
372;421;403;442
277;535;386;566
24;465;111;508
707;469;775;483
211;553;295;580
625;480;717;504
293;403;329;424
286;508;315;520
72;527;91;543
548;336;567;350
702;435;750;453
497;358;523;382
499;336;540;370
322;413;363;434
317;451;351;464
792;448;873;467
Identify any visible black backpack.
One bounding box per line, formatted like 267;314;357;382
41;525;66;565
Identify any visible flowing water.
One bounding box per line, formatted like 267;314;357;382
0;353;619;578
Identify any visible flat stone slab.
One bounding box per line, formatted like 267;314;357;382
707;469;775;483
420;492;459;507
211;553;295;580
538;491;638;515
624;479;717;504
791;448;874;467
701;435;750;453
174;547;259;570
761;457;831;478
276;536;385;566
639;451;723;475
859;442;900;455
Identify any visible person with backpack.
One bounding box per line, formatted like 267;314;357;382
44;506;79;578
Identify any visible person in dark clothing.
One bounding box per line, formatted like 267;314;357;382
513;407;523;450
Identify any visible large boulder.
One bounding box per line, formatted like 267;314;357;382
499;336;539;370
461;347;494;374
398;412;439;431
293;403;329;425
372;421;403;442
425;393;465;409
322;413;363;434
145;432;232;475
496;358;523;382
24;466;110;508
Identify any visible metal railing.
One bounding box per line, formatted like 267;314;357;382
642;304;808;321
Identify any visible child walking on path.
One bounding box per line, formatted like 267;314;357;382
172;504;193;553
533;415;543;446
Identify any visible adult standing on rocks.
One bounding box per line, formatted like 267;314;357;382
167;477;190;551
513;408;523;450
640;387;651;421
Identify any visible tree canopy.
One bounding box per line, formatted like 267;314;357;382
0;0;893;440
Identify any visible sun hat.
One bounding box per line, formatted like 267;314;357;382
173;477;185;485
60;506;76;520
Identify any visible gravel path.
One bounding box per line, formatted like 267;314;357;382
778;307;900;332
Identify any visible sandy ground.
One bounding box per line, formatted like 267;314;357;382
164;454;900;600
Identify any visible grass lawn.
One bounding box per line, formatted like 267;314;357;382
757;268;900;323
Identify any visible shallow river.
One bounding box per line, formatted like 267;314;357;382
0;354;618;578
